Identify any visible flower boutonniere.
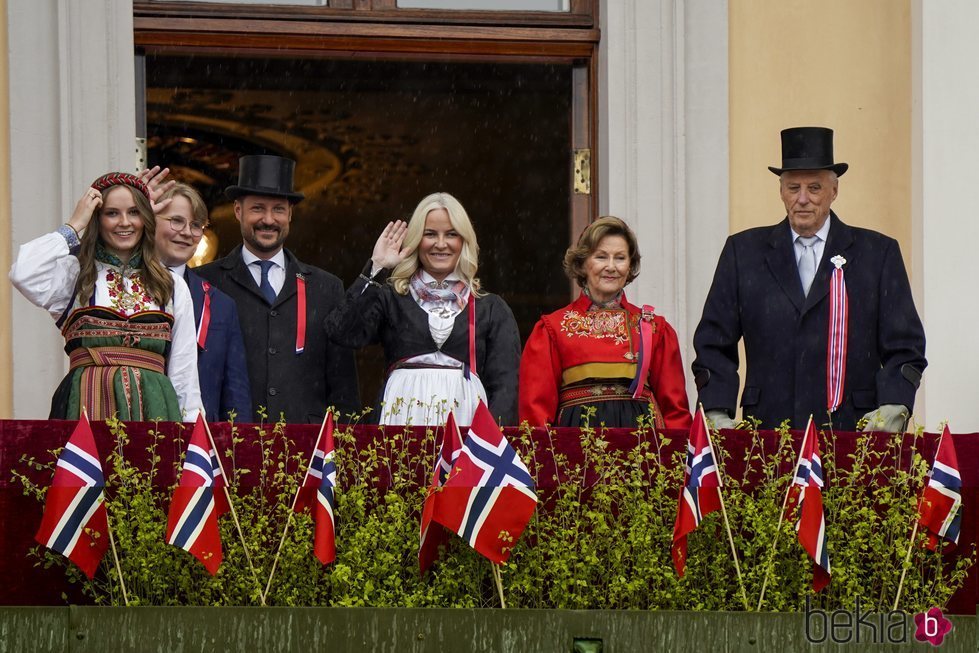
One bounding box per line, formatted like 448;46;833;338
830;254;847;270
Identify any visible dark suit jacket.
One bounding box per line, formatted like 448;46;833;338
325;268;521;425
692;213;926;430
184;268;252;422
195;247;360;424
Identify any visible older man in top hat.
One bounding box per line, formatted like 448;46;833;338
195;154;359;423
692;127;926;432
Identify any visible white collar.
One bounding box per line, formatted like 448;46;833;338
791;216;832;243
168;263;187;277
242;247;286;270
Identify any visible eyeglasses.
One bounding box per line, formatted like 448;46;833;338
161;215;207;236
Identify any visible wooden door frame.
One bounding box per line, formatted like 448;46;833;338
133;0;600;230
134;0;598;28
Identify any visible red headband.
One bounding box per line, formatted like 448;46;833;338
91;172;150;201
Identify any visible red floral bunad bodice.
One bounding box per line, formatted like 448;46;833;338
518;292;692;429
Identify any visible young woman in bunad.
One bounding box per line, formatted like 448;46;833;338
9;171;203;422
326;192;521;426
519;216;692;429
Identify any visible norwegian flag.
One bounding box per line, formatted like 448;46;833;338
35;413;109;579
917;425;962;550
419;411;464;574
790;417;831;592
294;411;338;565
431;401;537;564
165;414;228;575
671;407;722;576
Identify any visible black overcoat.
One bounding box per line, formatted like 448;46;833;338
196;247;360;424
692;213;926;430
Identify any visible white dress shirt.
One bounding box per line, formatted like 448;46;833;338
791;217;832;270
241;247;287;295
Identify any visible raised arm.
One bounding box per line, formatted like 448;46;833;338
9;187;104;318
137;165;176;214
325;220;411;348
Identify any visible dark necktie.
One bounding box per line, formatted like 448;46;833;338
256;260;277;305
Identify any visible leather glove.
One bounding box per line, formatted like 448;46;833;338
705;409;737;431
860;404;910;433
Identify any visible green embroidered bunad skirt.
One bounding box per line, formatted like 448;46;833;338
50;306;182;421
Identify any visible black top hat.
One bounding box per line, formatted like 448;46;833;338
768;127;848;177
225;155;305;204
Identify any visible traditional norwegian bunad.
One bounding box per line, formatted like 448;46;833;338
519;292;692;429
327;266;521;426
10;236;202;422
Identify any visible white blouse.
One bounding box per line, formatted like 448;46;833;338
406;269;472;368
377;270;486;425
9;231;203;422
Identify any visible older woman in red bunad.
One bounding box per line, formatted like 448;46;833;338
519;216;692;429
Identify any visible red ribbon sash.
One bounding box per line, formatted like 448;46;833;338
468;295;477;377
197;281;211;349
826;267;848;413
629;305;655;400
296;274;307;354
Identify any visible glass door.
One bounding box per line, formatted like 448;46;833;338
135;2;598;400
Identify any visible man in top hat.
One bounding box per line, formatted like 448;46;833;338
692;127;926;432
195;154;359;423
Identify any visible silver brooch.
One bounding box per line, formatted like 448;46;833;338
830;255;847;269
430;303;452;319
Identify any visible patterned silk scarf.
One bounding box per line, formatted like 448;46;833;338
409;272;468;311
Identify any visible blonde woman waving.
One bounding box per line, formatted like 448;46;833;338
327;192;520;426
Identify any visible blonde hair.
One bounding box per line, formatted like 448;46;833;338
76;185;174;307
160;182;209;226
563;215;641;288
389;192;484;296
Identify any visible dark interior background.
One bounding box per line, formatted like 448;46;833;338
146;54;573;403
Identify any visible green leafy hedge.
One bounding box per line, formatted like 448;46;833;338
13;414;972;611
